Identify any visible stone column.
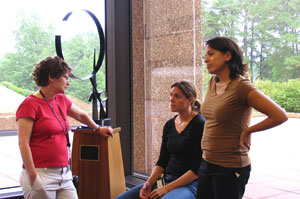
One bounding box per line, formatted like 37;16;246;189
132;0;202;174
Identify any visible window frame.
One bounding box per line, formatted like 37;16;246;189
106;0;148;186
105;0;132;176
0;0;135;197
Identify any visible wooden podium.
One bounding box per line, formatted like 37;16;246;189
71;127;126;199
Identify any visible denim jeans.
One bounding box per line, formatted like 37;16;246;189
196;160;251;199
115;175;198;199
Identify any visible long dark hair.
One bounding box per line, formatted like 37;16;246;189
171;80;201;113
206;36;248;80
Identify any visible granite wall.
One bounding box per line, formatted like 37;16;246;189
132;0;203;174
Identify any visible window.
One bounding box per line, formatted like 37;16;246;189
0;0;105;191
129;2;300;199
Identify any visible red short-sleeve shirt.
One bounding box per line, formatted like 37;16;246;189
16;94;72;168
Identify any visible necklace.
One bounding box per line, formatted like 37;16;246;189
175;112;195;124
175;119;188;125
216;80;231;87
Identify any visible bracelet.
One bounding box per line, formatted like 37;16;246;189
94;126;100;132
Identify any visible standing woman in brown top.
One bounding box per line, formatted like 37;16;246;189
196;36;288;199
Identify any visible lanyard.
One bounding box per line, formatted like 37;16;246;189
39;90;70;147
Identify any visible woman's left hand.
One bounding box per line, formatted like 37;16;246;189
239;130;251;150
149;186;168;199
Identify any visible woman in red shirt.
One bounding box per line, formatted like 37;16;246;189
17;56;113;199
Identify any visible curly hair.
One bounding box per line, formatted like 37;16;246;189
171;80;202;113
32;56;71;87
206;36;248;80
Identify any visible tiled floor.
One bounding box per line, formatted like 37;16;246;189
0;135;22;188
243;117;300;199
0;117;299;198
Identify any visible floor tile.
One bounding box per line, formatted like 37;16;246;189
263;179;300;192
0;175;19;188
248;172;280;184
243;183;285;199
263;192;300;199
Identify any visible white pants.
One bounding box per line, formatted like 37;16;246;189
20;166;78;199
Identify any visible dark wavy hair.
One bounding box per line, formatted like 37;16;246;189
171;80;201;113
206;36;248;80
32;56;71;87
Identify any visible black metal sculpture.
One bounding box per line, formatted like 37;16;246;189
55;9;109;125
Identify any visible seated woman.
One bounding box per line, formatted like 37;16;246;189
115;80;205;199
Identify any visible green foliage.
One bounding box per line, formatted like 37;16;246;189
254;79;300;113
202;0;300;82
0;12;55;91
0;12;106;103
1;81;34;97
202;0;242;42
62;31;105;102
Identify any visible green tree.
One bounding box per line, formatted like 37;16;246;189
202;0;243;42
0;13;106;102
0;12;55;90
271;0;300;80
62;31;105;102
202;0;300;82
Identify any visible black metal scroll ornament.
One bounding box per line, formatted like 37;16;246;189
55;9;108;124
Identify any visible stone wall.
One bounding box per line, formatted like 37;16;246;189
132;0;202;174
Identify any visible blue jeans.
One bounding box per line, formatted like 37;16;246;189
115;178;198;199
